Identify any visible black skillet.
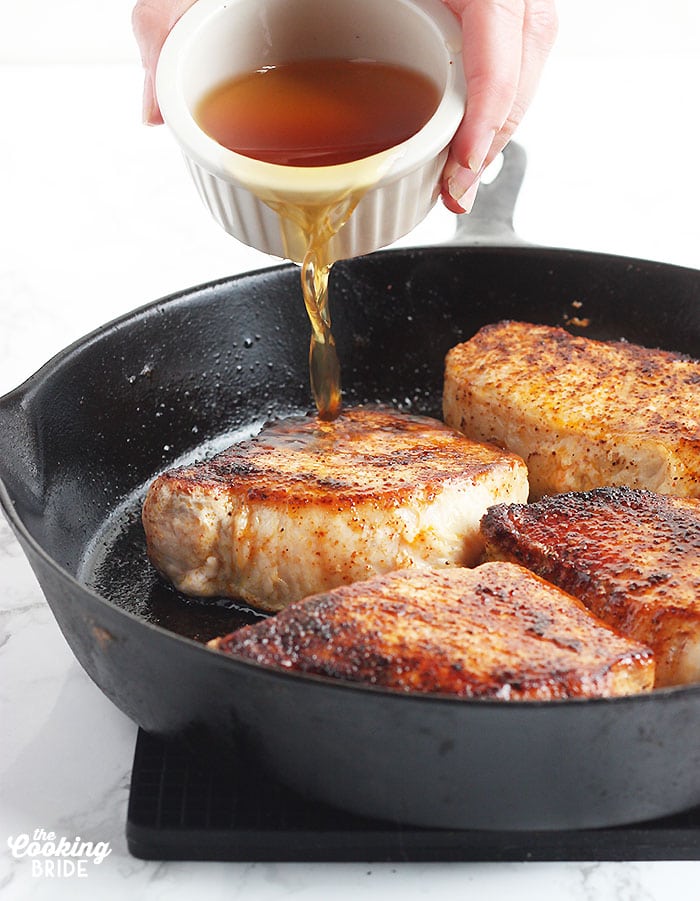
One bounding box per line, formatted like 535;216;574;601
2;144;700;832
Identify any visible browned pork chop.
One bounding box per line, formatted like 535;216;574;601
444;320;700;500
482;487;700;687
142;407;528;612
209;562;654;699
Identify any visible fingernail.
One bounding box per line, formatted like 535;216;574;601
467;129;497;175
460;178;481;214
445;163;479;207
444;128;497;207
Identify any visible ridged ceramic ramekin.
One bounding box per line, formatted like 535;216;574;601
156;0;466;263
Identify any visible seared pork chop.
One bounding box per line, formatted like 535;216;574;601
482;487;700;687
142;407;528;612
208;563;654;699
443;320;700;499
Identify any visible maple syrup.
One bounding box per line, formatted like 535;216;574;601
195;59;440;419
195;59;439;167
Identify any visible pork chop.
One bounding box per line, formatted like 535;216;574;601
209;562;654;699
481;487;700;687
142;406;528;611
443;320;700;499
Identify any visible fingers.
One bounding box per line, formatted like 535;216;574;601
486;0;559;161
132;0;198;124
441;0;558;212
442;0;525;210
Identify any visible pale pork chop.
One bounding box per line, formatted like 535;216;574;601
443;320;700;500
142;406;528;612
208;563;654;699
481;487;700;687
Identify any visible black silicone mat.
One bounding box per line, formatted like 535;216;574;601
126;729;700;862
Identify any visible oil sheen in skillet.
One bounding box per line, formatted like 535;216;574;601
85;493;267;643
195;59;440;419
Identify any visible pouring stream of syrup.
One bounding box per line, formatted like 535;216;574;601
196;59;440;418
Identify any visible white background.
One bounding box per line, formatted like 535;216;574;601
1;1;700;897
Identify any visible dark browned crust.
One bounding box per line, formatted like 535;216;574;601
209;564;653;699
481;487;700;685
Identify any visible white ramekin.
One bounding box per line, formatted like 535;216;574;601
156;0;466;263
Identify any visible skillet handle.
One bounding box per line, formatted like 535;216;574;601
449;141;528;247
0;389;45;515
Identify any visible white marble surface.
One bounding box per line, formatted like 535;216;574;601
2;1;700;897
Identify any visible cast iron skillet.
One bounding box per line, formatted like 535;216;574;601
2;145;700;832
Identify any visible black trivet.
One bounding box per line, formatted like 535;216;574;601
126;729;700;862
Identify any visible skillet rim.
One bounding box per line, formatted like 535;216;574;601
2;243;700;709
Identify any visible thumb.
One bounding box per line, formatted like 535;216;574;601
132;0;198;124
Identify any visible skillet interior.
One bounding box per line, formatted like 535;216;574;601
54;244;700;642
3;241;700;831
5;242;700;622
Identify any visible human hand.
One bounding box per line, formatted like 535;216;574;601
441;0;558;212
132;0;198;125
132;0;557;212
